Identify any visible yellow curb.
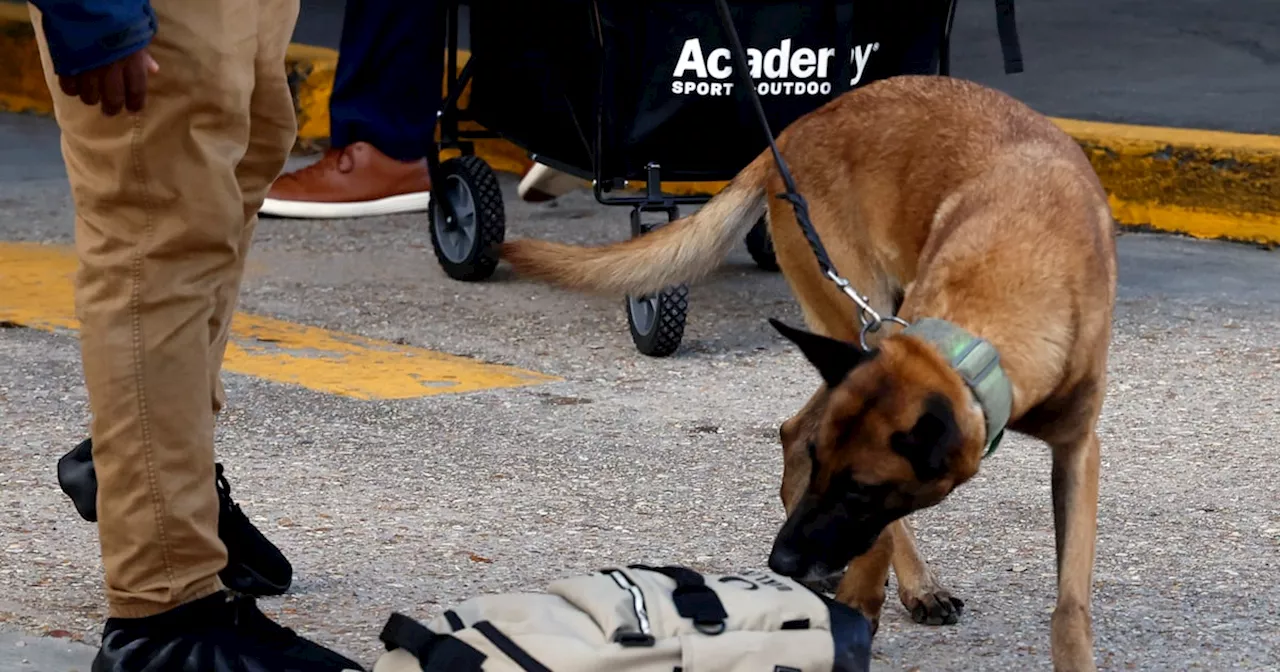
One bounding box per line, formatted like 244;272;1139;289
1054;117;1280;245
0;242;562;399
0;2;51;115
284;43;339;154
2;6;1276;246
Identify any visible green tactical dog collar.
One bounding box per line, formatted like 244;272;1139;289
900;318;1012;459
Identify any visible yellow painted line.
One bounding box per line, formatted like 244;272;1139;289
0;242;561;399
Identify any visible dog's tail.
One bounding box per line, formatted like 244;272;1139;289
499;152;773;296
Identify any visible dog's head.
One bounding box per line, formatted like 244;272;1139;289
767;318;989;583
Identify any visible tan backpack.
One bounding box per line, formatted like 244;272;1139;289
370;564;872;672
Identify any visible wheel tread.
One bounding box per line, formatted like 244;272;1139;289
745;217;779;272
628;283;688;358
429;155;507;281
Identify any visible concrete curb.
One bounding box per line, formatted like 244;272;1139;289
1;8;1276;246
0;2;48;115
1055;117;1280;247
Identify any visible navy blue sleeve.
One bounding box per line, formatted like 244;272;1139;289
28;0;157;77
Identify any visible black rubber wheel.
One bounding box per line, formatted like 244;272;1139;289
428;155;506;282
745;216;779;271
624;214;689;358
625;284;689;358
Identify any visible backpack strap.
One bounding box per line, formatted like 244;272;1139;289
629;565;729;635
378;612;487;672
601;569;657;647
420;639;488;672
442;610;465;632
472;621;554;672
380;613;439;659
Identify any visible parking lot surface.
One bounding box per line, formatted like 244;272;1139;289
2;111;1279;671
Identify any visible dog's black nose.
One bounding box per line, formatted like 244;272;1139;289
768;545;804;577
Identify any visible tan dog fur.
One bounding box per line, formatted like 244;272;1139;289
500;75;1117;671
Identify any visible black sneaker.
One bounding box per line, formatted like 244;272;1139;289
57;438;293;596
93;590;365;672
56;439;99;521
216;462;294;596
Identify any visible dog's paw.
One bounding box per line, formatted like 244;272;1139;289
901;587;964;626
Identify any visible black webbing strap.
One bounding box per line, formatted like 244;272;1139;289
629;564;728;634
419;639;488;672
472;621;554;672
711;0;839;282
994;0;1024;73
379;612;487;672
443;609;465;632
379;613;439;658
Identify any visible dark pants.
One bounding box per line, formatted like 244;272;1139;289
329;0;446;161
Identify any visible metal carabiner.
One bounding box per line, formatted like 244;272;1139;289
859;314;910;350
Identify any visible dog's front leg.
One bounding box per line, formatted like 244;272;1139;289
1050;430;1101;672
891;516;964;625
833;523;896;634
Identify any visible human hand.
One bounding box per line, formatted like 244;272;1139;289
57;48;159;116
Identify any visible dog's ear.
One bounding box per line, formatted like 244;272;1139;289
890;394;960;481
769;318;871;388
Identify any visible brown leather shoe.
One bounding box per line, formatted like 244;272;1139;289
261;141;432;219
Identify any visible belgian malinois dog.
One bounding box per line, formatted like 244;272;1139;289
499;74;1117;671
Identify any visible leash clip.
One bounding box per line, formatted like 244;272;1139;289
826;269;909;349
858;314;910;351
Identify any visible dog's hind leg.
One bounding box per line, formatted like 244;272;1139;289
890;515;964;625
1049;429;1100;672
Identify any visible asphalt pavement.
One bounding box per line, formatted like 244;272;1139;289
942;0;1280;134
2;106;1279;670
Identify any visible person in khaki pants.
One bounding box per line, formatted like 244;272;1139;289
27;0;363;669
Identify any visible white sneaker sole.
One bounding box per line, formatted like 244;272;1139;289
517;163;586;202
259;191;431;219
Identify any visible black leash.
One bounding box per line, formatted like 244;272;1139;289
994;0;1025;74
711;0;905;348
711;0;831;278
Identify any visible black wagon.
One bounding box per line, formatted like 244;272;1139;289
425;0;1022;357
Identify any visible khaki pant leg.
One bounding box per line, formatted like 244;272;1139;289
209;0;301;415
30;0;266;618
